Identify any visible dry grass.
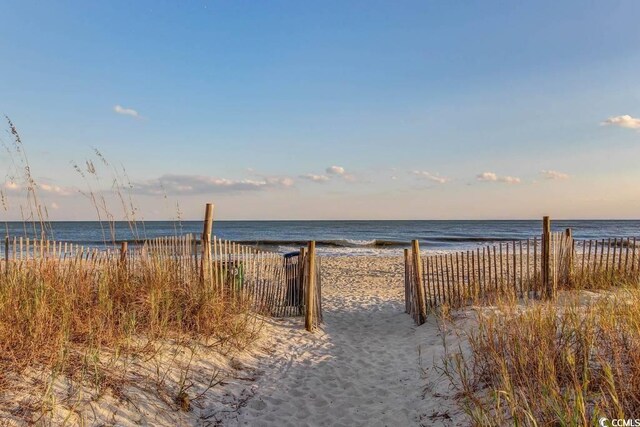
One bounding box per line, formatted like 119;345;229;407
0;258;259;371
444;274;640;426
0;236;263;424
0;117;264;423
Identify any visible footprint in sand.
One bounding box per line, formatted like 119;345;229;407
248;399;267;411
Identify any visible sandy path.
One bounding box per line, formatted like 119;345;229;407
237;256;463;426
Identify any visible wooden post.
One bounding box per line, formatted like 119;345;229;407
424;257;433;311
305;241;316;332
298;247;306;315
565;228;573;286
541;216;553;300
624;237;630;272
411;240;427;324
200;203;214;284
119;241;128;269
403;248;410;314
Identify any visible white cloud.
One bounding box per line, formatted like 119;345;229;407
412;170;449;184
476;172;498;182
326;165;346;175
51;202;59;210
476;172;521;184
300;174;330;183
132;174;294;195
3;182;19;191
601;115;640;129
39;183;74;195
324;165;356;181
3;181;74;195
500;176;521;184
541;170;569;180
268;176;294;187
113;105;140;118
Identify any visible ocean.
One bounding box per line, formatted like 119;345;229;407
2;220;639;256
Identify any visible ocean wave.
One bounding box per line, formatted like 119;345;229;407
40;237;537;248
425;236;527;243
233;239;409;248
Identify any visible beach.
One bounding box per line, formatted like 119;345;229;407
234;255;467;426
0;255;470;426
3;2;638;424
3;239;636;425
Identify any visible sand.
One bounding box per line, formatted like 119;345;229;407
0;256;469;426
235;256;468;426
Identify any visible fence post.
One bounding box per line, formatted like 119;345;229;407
541;216;553;300
565;228;573;287
305;241;316;332
119;241;128;270
403;248;410;314
298;247;306;315
200;203;214;284
411;240;427;324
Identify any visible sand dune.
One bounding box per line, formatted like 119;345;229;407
1;256;468;426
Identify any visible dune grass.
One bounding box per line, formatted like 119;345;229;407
0;117;263;422
444;272;640;426
0;246;263;422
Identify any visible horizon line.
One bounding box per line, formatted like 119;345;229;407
3;218;640;222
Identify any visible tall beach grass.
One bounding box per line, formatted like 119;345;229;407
443;273;640;426
0;117;263;422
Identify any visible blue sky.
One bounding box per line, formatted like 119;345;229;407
1;1;639;220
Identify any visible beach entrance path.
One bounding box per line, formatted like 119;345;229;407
235;256;458;426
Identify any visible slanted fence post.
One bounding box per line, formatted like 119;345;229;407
541;216;554;300
305;241;317;332
299;247;306;316
200;203;214;285
411;240;427;324
404;248;410;314
565;228;573;287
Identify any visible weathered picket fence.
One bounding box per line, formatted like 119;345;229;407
1;204;323;332
574;236;639;281
405;216;639;325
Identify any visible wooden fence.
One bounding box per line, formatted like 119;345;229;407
405;217;640;325
574;236;639;281
1;205;323;332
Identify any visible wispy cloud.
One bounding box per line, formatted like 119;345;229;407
3;182;19;191
325;165;355;181
113;105;140;118
476;172;521;184
541;169;569;180
601;114;640;129
412;170;449;184
300;174;330;183
39;183;75;195
3;181;74;195
501;176;521;184
131;174;294;195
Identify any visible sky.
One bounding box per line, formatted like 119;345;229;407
1;0;639;220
